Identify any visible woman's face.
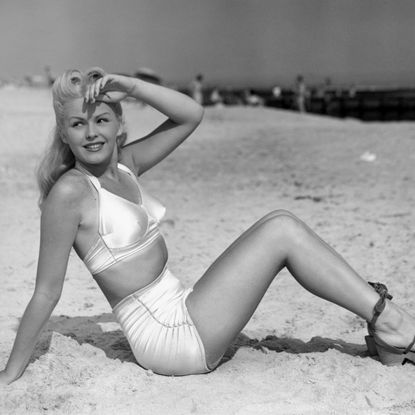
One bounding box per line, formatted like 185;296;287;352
61;97;122;166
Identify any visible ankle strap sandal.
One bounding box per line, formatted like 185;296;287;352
365;281;415;366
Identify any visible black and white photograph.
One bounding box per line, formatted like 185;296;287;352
1;1;415;414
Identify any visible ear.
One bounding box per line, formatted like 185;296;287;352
117;122;123;137
57;125;68;144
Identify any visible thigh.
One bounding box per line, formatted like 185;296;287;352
186;211;294;367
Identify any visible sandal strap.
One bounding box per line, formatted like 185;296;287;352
403;336;415;354
368;281;393;326
374;333;415;356
368;282;393;300
367;282;415;358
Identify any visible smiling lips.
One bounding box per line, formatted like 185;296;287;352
84;142;104;151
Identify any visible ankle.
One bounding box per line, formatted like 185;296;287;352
374;301;404;333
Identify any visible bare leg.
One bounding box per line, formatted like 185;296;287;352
186;210;414;368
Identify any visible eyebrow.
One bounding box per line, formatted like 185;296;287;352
69;112;112;121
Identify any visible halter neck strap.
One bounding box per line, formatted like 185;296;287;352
75;164;102;190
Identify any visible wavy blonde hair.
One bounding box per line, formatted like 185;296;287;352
36;67;127;206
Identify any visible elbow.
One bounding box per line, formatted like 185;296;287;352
33;289;61;307
174;100;204;129
192;104;204;126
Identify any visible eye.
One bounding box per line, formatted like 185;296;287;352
97;117;109;124
71;121;84;128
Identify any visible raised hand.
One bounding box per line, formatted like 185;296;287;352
85;74;137;104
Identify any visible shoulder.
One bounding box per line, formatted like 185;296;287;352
38;170;89;251
119;151;141;176
41;169;91;215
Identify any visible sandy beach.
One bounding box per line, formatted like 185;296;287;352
1;87;415;414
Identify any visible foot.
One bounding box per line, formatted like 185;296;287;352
373;300;415;352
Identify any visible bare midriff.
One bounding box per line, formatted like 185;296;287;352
92;236;169;308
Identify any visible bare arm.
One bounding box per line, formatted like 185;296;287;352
86;74;204;175
0;179;81;384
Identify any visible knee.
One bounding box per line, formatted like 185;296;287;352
259;209;305;243
261;209;299;226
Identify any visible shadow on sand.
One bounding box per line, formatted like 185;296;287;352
31;313;372;367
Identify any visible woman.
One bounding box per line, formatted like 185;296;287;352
1;69;414;384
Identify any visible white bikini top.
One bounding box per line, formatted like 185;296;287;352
77;163;166;275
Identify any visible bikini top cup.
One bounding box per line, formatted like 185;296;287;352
77;163;166;275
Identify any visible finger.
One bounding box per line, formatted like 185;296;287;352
84;85;90;103
100;75;109;90
89;85;95;103
96;92;110;103
93;78;102;102
90;80;100;103
85;83;94;103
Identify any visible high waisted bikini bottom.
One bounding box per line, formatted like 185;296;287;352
112;267;211;376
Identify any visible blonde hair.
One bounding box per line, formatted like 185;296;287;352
36;67;127;206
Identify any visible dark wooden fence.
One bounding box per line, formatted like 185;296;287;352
182;86;415;121
265;89;415;121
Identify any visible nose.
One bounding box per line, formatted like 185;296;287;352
86;123;98;140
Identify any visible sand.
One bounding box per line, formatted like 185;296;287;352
0;87;415;415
